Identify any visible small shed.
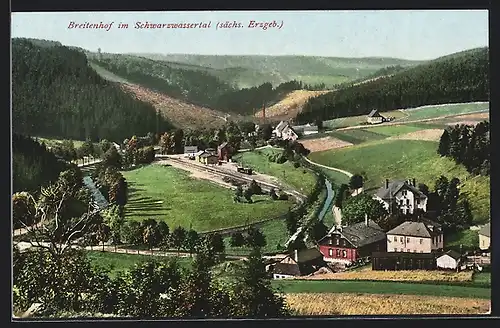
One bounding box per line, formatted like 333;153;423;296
436;250;462;270
184;145;198;155
200;152;218;165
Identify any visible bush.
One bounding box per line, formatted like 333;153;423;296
293;161;300;168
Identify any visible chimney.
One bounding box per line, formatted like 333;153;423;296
294;249;298;262
413;178;416;187
365;213;369;227
385;179;389;189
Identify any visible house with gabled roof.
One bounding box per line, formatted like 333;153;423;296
270;248;325;279
217;142;233;161
273;121;298;141
386;218;443;253
373;178;428;215
478;222;490;251
367;109;385;124
317;216;387;265
436;249;462;270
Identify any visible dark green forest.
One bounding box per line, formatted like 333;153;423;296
13;133;69;193
295;47;489;124
90;55;304;115
12;38;173;142
438;121;490;176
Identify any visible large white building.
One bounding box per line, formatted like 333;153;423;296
386;219;444;253
373;179;428;215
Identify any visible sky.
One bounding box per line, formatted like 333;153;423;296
11;10;489;60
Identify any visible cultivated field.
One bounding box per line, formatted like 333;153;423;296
36;137;87;149
285;293;490;315
386;128;444;141
121;164;295;232
304;266;474;282
254;90;331;119
233;148;318;195
363;124;425;136
430;112;490;126
299;136;353;153
308;139;490;224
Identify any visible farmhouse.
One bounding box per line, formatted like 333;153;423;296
372;251;437;271
199;152;218;165
205;148;217;156
273;121;299;141
271;248;325;279
366;109;385;124
217;142;232;161
184;145;198;156
436;250;462;270
386;219;443;253
318;217;386;265
478;223;490;251
195;150;206;162
373;179;428;215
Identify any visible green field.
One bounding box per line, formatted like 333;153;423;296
399;102;489;122
363;124;424;136
326;129;388;144
87;251;193;278
272;280;490;299
36;137;87;149
224;218;290;255
308;139;490;224
233;148;318;195
122;164;295;232
323;110;406;129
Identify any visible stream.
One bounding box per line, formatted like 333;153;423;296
318;178;334;222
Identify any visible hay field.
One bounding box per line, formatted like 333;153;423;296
285;293;490;315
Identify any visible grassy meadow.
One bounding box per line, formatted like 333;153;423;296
121;164;295;232
308;139;490;224
233;148;318;195
87;251;193;278
398;102;489;122
273;279;490;299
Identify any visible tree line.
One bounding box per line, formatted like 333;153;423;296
438;121;490;176
13;134;70;193
12;38;173;142
91;55;305;115
295;47;489;124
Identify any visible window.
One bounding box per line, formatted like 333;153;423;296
341;240;346;247
336;249;341;257
406;238;410;243
328;239;332;245
328;249;333;257
394;248;398;252
400;237;404;243
402;190;407;196
342;250;347;258
416;199;420;205
335;238;340;246
419;239;423;244
394;236;397;242
406;199;410;205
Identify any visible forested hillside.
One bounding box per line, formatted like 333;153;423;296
90;54;305;115
13;134;69;193
12;38;172;142
296;47;489;124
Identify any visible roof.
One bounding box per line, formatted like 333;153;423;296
205;148;216;152
478;223;490;237
375;180;427;200
274;121;289;133
387;220;441;238
340;220;386;248
320;220;386;248
292;124;319;131
367;109;383;118
217;142;228;150
288;248;323;263
200;152;218;158
437;250;461;261
273;263;301;276
195;150;206;156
